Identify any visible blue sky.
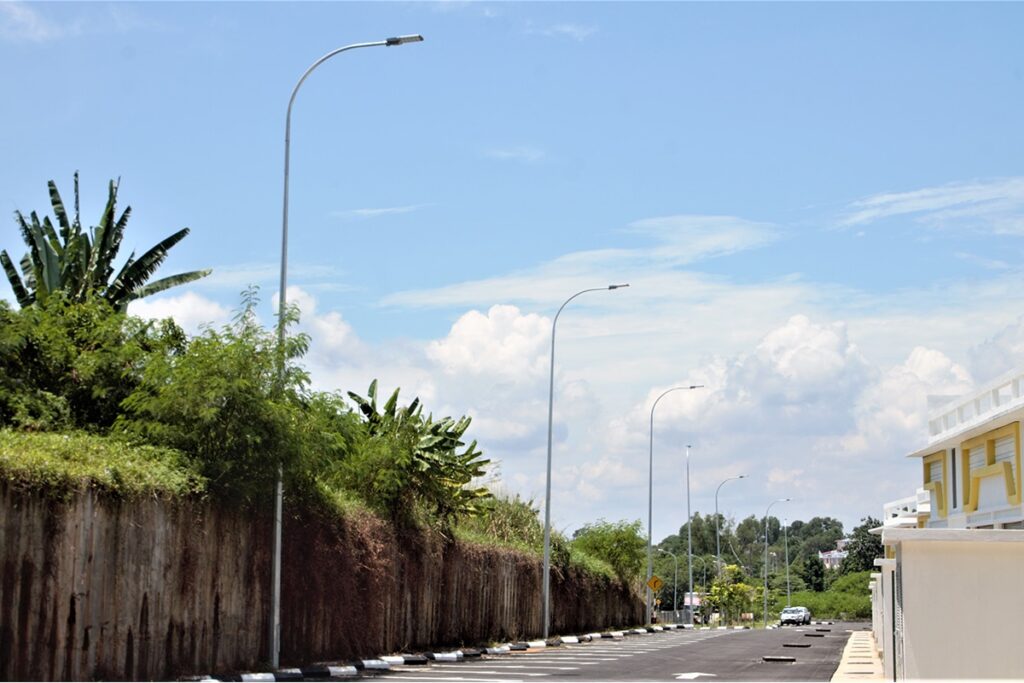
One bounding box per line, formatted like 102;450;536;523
3;1;1024;540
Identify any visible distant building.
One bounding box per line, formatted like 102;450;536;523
817;537;849;570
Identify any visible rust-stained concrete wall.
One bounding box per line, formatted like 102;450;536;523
0;485;642;681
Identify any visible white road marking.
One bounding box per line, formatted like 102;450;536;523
384;678;527;683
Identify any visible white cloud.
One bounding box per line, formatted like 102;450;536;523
426;304;549;380
482;146;547;164
128;291;231;334
0;2;74;42
954;252;1010;271
527;22;598;42
0;2;158;43
838;347;972;457
331;204;429;220
969;316;1024;384
381;214;779;309
840;177;1024;234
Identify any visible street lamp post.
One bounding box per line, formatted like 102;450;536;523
542;284;628;638
658;548;678;619
271;34;423;669
783;519;791;607
685;444;694;626
714;475;745;578
762;498;790;628
645;385;703;624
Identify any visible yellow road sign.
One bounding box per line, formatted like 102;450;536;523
646;575;664;592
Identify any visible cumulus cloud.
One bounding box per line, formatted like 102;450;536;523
427;304;549;380
838;347;972;457
968;316;1024;385
211;282;994;538
128;291;231;334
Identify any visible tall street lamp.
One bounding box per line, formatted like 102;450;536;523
685;444;695;626
714;475;746;578
645;385;703;624
783;518;791;607
658;548;678;618
542;284;628;638
762;497;790;628
271;34;423;669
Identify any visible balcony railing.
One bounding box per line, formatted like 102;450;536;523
927;369;1024;443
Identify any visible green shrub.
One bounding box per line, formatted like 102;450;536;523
571;519;645;582
116;290;315;503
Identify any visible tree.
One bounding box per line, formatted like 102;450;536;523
2;173;210;311
571;519;646;582
839;516;884;574
704;565;756;626
799;554;827;592
0;294;185;431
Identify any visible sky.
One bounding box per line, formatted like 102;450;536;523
3;1;1024;542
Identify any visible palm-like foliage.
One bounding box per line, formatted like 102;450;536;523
347;379;492;524
1;173;210;311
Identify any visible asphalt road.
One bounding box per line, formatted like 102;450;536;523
372;623;863;683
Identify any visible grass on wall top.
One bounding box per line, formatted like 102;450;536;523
0;429;206;500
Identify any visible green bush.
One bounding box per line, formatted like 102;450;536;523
571;519;646;582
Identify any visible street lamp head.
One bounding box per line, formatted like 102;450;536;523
386;34;425;46
688;384;704;389
608;283;630;290
737;474;746;479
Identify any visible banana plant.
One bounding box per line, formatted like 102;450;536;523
1;173;210;311
347;379;492;523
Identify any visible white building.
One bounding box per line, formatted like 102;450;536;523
873;369;1024;679
817;537;849;570
910;367;1024;530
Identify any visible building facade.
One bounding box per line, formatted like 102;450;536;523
873;368;1024;679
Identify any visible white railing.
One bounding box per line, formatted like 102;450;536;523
883;493;922;528
927;368;1024;443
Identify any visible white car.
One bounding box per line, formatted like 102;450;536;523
780;606;811;625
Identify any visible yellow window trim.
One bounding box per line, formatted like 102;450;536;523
922;450;947;518
961;422;1022;512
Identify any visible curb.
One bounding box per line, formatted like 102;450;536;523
187;622;695;681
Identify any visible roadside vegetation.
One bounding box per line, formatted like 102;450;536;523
655;514;882;623
0;174;640;585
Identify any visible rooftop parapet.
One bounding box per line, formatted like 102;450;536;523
924;367;1024;447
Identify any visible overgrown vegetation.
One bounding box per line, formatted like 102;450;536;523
774;570;873;619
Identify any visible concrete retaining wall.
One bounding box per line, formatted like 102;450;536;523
0;485;641;680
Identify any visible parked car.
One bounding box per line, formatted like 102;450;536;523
780;606;811;625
